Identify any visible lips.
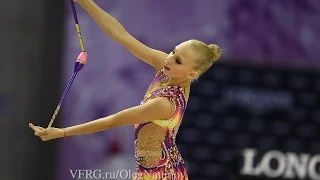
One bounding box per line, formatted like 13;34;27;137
164;65;170;70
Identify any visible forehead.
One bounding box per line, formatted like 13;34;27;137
175;41;197;63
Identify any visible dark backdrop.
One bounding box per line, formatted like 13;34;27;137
0;0;65;180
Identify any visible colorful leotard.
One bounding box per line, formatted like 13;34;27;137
133;69;189;180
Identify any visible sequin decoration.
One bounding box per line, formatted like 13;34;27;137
133;69;189;180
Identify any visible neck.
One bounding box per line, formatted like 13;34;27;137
164;77;191;88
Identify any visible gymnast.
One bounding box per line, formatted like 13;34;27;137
29;0;221;179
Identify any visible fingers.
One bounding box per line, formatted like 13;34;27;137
29;123;41;132
36;126;45;131
29;123;57;141
29;123;46;136
29;123;45;131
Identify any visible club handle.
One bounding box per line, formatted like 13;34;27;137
76;24;85;52
47;105;61;128
70;0;86;52
47;73;78;128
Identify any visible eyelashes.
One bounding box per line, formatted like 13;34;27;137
170;49;181;64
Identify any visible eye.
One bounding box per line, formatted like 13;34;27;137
172;49;175;54
175;59;181;64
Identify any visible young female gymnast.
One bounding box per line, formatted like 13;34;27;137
29;0;221;179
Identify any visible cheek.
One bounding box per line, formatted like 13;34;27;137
169;66;187;77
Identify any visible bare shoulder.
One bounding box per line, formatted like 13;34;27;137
140;97;174;120
143;96;173;109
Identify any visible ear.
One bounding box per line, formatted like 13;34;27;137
186;71;199;80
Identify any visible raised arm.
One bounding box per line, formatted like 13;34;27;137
29;97;173;141
76;0;168;72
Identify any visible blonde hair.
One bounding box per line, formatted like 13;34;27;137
189;39;222;75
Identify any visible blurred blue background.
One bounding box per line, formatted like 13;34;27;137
1;0;320;180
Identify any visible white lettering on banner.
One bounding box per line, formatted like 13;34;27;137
260;150;286;178
222;86;293;114
285;152;309;179
309;155;320;180
240;148;320;180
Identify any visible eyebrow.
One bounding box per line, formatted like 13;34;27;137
174;47;183;62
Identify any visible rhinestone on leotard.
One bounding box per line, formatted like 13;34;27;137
133;69;189;180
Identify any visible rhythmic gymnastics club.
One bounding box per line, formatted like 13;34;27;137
47;0;87;128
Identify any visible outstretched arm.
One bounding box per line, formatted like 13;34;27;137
29;97;173;141
76;0;168;72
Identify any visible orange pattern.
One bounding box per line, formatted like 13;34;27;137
133;69;189;180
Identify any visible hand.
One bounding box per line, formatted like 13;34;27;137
29;123;64;141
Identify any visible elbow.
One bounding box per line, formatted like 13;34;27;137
111;31;130;44
99;116;114;131
102;23;128;42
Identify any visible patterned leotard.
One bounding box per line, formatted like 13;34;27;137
133;69;189;180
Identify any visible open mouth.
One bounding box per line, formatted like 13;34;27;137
164;65;170;70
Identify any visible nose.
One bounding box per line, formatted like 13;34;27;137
165;57;172;64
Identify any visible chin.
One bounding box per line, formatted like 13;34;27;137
163;69;170;76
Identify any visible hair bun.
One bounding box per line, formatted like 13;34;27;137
208;44;222;62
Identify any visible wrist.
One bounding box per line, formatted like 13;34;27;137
58;128;67;138
64;128;68;138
